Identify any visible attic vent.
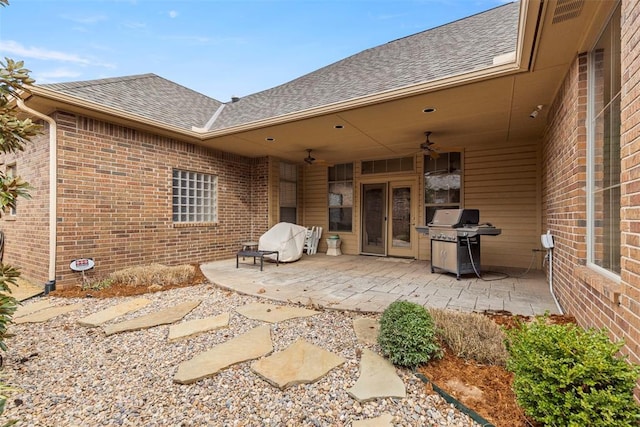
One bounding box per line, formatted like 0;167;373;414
552;0;584;24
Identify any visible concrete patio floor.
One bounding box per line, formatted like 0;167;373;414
201;254;561;316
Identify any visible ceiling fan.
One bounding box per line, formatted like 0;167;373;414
304;149;316;165
420;131;440;159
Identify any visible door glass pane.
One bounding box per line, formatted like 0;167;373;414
392;187;411;248
362;184;385;254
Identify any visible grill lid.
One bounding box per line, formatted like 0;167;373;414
429;209;479;228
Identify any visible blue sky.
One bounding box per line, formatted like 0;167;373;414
0;0;509;101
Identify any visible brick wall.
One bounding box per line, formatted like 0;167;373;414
541;0;640;368
51;111;268;288
0;123;51;285
541;52;588;315
620;0;640;364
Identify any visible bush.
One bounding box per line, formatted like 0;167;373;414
505;317;640;426
108;264;196;287
378;300;441;367
430;308;508;366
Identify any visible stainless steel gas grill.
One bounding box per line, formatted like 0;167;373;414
418;209;501;279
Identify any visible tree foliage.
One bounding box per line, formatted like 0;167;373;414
0;3;42;421
0;57;39;216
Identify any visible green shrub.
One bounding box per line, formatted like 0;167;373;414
378;300;441;367
505;317;640;427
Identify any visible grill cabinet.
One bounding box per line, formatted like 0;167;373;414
421;209;501;279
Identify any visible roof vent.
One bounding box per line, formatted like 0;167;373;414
552;0;584;24
231;96;241;103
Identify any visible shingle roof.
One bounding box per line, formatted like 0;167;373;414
40;74;222;131
210;2;520;129
37;2;519;132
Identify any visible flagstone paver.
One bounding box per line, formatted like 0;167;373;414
3;278;44;302
77;298;151;327
352;413;394;427
103;300;201;336
13;300;54;319
14;303;83;324
236;302;319;323
174;324;273;384
251;339;346;389
168;312;230;342
353;317;379;345
347;348;406;402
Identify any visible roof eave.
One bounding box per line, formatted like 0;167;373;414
196;61;527;139
25;85;206;142
195;0;541;139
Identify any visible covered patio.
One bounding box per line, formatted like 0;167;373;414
201;254;560;316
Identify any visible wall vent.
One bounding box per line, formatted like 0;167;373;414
552;0;584;24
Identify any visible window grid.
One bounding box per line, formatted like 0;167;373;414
172;169;217;223
361;156;414;175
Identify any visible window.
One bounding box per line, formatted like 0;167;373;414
587;4;621;276
172;169;217;223
424;152;462;224
7;164;17;216
279;162;298;223
328;163;353;232
362;156;414;174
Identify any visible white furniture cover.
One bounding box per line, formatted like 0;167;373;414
258;222;308;262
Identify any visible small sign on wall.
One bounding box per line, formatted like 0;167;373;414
70;258;95;272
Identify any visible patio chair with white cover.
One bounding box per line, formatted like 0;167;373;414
258;222;308;262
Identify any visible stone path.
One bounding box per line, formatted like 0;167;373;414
78;298;151;327
17;299;410;426
2;277;44;302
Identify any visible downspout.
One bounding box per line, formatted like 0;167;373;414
15;98;57;290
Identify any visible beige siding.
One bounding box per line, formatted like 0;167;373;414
299;146;541;267
301;166;328;249
301;164;359;254
464;141;541;268
267;157;279;228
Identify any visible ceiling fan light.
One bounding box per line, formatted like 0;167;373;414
304;149;316;164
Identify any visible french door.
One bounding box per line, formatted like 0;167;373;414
361;181;415;257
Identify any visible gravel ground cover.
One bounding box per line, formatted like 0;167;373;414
1;283;481;426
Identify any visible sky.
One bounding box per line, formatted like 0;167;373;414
0;0;510;102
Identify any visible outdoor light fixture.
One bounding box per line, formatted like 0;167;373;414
529;105;544;119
